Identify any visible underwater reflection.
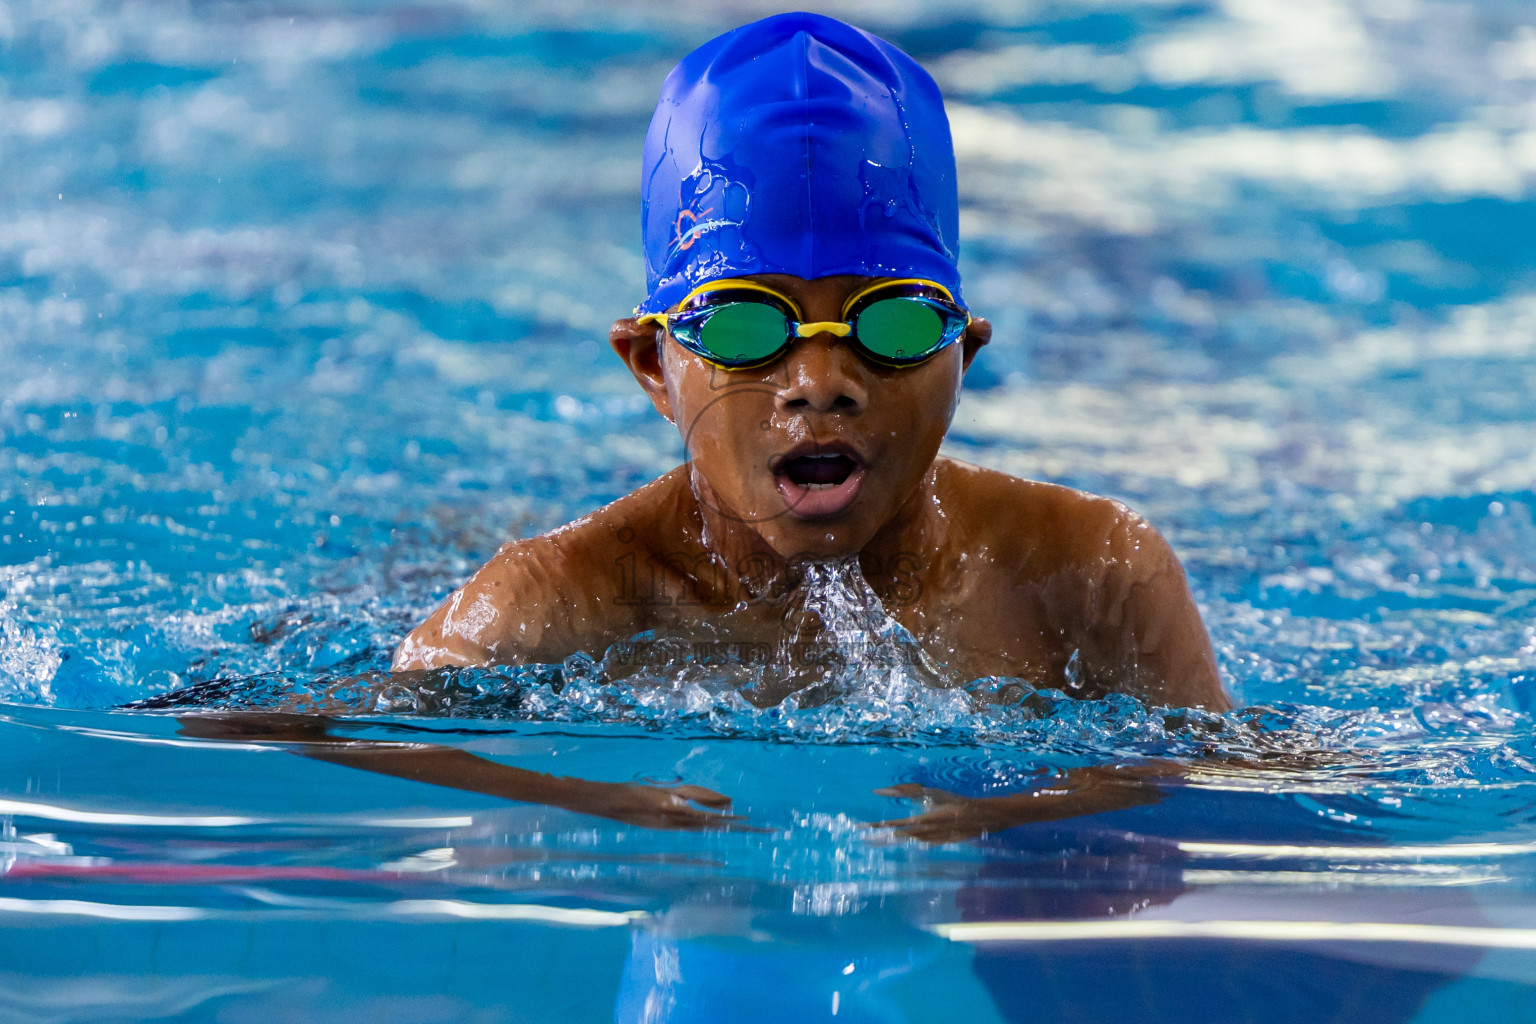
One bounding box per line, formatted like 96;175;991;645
3;705;1514;1023
611;828;1191;1024
609;826;1490;1024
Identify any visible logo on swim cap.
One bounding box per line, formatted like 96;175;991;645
667;162;751;263
637;12;963;315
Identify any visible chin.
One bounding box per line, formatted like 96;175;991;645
760;518;871;562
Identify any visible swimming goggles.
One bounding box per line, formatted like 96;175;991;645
635;278;971;370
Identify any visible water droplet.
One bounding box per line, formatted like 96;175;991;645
1064;650;1084;693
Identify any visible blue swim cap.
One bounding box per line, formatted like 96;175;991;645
637;12;963;315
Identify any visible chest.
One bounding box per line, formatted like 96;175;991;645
615;550;1084;688
889;564;1084;687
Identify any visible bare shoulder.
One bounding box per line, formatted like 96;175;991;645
934;457;1226;708
394;468;691;669
934;457;1164;575
496;467;691;582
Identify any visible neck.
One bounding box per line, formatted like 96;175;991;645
681;467;796;608
859;463;951;606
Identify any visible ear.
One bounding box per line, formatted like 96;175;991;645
610;317;675;422
960;316;992;373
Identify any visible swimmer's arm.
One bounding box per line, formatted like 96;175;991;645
877;749;1344;843
1084;514;1229;711
175;713;740;831
875;761;1168;843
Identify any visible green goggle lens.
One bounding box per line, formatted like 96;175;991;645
665;287;964;368
853;297;945;361
695;301;788;364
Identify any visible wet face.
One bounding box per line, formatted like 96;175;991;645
611;275;991;560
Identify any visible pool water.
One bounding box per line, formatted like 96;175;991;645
5;0;1536;1020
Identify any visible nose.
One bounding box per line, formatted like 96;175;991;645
775;334;868;415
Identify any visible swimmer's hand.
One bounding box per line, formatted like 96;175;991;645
570;780;744;832
872;762;1169;844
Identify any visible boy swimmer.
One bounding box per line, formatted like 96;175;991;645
395;13;1228;714
181;14;1233;838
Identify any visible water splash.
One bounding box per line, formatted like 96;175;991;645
767;556;956;703
553;555;965;724
0;598;62;704
122;560;1536;795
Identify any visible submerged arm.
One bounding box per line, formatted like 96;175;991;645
876;746;1344;843
875;761;1170;844
175;713;740;831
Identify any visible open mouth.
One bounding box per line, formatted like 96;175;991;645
783;453;857;489
771;448;866;519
